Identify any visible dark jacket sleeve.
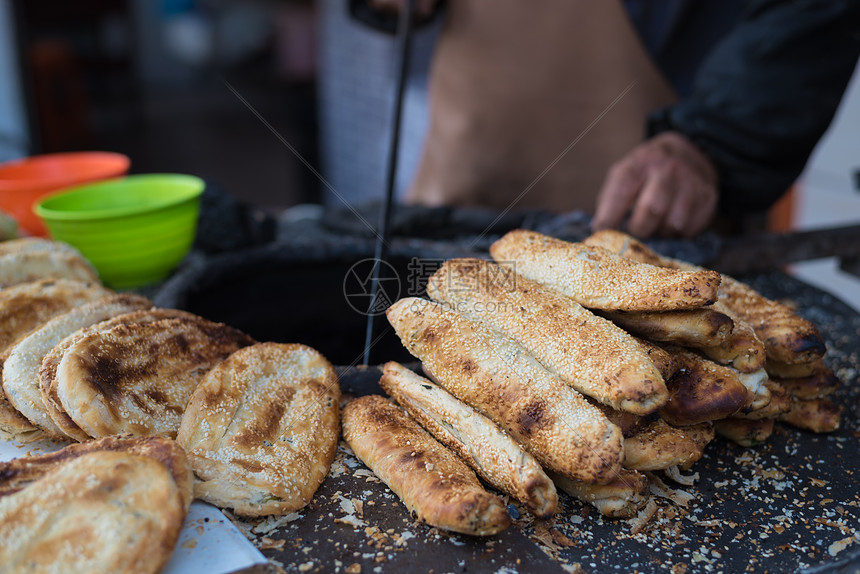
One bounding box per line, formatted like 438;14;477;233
648;0;860;215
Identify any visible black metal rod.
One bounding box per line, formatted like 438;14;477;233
363;0;416;365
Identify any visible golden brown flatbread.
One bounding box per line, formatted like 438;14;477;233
0;451;185;574
623;419;714;471
40;308;201;442
177;343;340;517
0;279;110;440
733;381;792;420
696;301;766;373
0;435;193;512
342;394;511;536
549;468;650;519
632;337;680;381
426;258;668;414
0;279;110;354
380;361;557;518
778;397;842;433
659;349;749;426
490;229;720;312
2;294;152;438
774;370;839;400
713;417;775;447
55;314;253;438
765;358;823;379
718;278;825;365
601;308;734;348
585;229;825;365
387;297;623;485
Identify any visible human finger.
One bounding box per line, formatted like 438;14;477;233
591;161;646;231
626;168;676;238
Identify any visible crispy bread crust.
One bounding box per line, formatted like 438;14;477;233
659;349;749;426
583;230;656;262
386;297;623;484
176;342;340;517
0;238;87;258
0;389;47;442
426;259;667;415
56;314;253;438
632;337;679;381
778;397;842;433
0;279;110;440
342;395;511;535
713;417;775;447
40;308;201;441
588;399;646;438
490;230;720;312
718;277;825;365
623;419;714;471
0;435;193;512
733;381;792;420
602;308;734;348
586;229;825;366
549;468;650;519
0;279;109;352
765;358;824;379
697;301;766;373
591;233;768;373
380;361;557;518
2;294;152;437
0;451;185;574
774;370;839;400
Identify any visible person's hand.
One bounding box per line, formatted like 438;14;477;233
591;131;719;238
366;0;439;18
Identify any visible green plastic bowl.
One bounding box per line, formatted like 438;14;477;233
34;174;205;289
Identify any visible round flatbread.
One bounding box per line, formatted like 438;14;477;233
56;314;254;438
177;342;340;516
0;238;99;288
0;451;185;574
40;308;203;442
0;435;193;513
0;279;110;441
2;294;152;438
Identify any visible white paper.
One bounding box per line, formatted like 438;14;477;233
0;437;267;574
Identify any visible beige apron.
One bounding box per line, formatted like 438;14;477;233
406;0;678;213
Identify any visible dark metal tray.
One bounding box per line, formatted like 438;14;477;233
237;272;859;574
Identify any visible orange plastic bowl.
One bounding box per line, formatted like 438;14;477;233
0;152;130;236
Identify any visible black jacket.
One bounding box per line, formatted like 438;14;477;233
647;0;860;215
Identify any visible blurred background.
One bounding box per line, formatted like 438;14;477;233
0;0;858;306
0;0;321;211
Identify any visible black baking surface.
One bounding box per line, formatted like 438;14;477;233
244;272;859;574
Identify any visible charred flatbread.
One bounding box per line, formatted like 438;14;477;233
387;297;623;484
55;314;253;438
2;294;152;438
426;258;668;414
40;308;201;441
